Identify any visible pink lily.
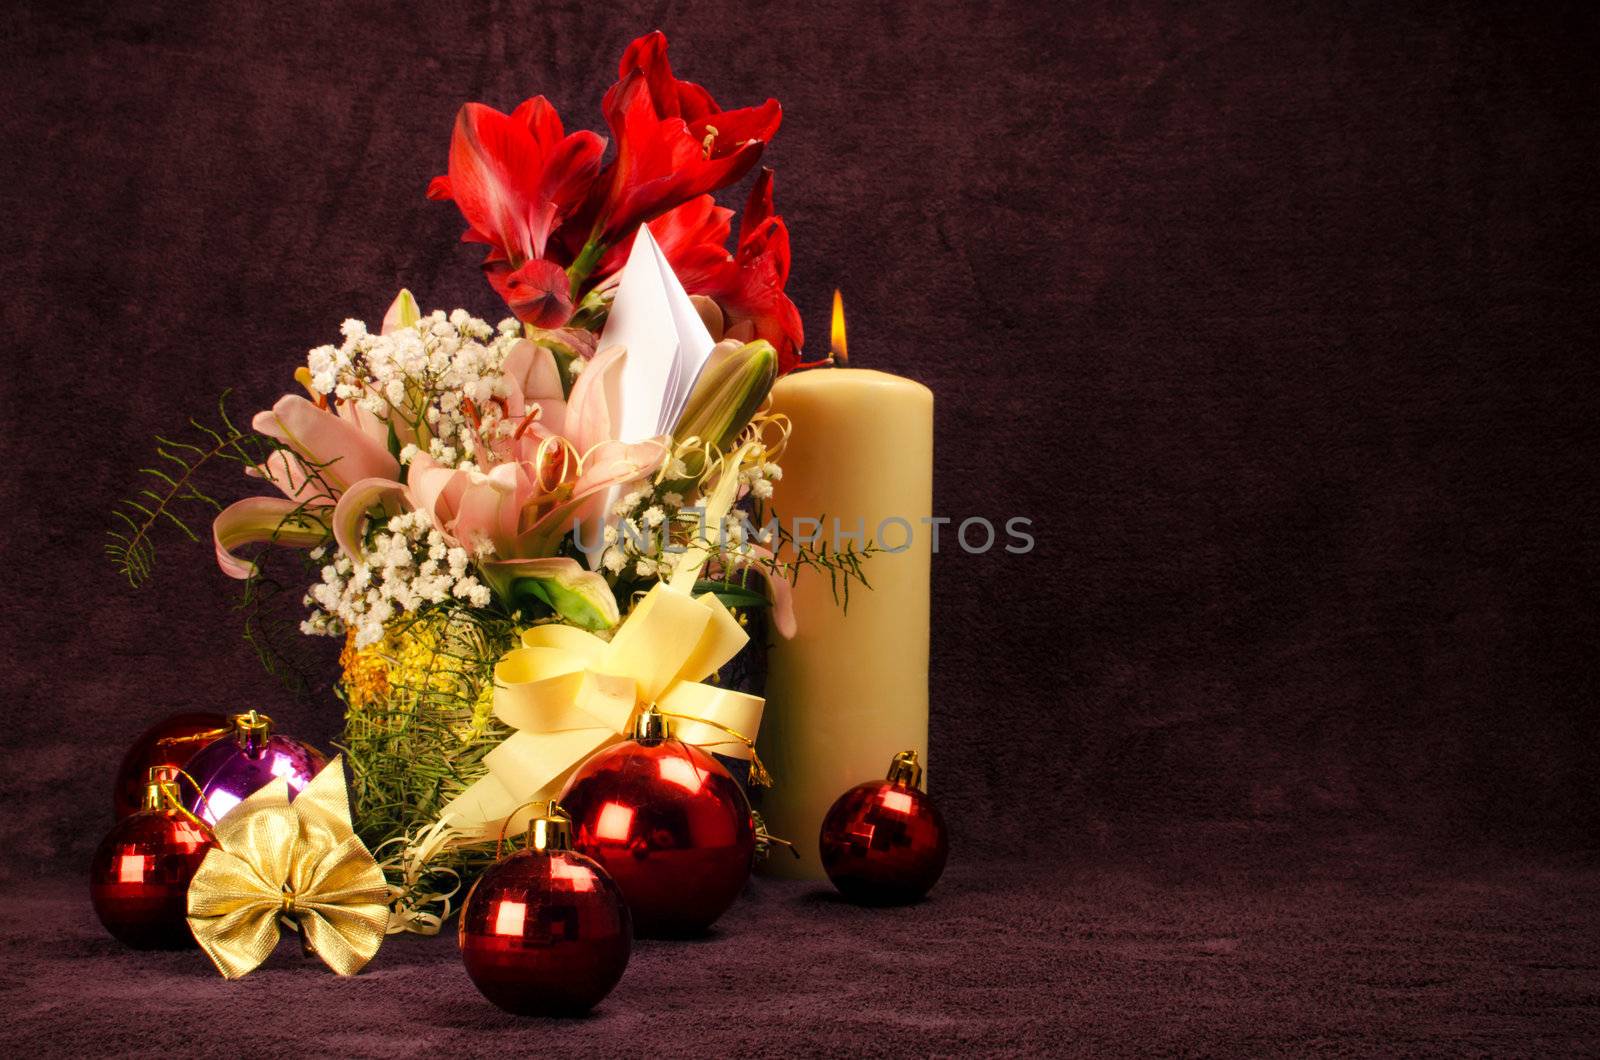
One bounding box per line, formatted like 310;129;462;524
251;394;399;497
402;439;666;563
382;441;662;630
496;339;570;455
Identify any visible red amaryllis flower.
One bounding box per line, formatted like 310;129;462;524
592;193;734;281
680;169;804;374
428;97;605;323
590;31;781;242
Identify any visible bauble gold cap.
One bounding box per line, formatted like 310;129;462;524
230;710;273;755
142;765;182;812
526;801;574;853
631;704;670;742
886;749;923;789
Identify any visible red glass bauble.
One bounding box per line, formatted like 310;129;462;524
560;724;755;937
819;751;948;905
90;808;214;948
459;810;631;1016
112;712;228;819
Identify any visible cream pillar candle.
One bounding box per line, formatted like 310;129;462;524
757;305;933;879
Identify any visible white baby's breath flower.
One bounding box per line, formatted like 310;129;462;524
293;307;544;641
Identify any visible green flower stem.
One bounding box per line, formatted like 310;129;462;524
566;238;608;300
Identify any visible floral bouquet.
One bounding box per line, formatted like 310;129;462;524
110;32;860;920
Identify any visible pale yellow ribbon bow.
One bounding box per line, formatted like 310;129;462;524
186;755;390;979
441;443;768;842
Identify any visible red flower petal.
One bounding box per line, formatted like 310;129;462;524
489;258;575;329
594;194;734;280
429;99;605;264
592;41;774;239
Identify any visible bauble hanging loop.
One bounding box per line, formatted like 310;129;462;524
818;749;948;905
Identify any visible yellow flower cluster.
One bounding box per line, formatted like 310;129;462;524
339;616;497;738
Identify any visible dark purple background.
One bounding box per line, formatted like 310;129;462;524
3;1;1598;1051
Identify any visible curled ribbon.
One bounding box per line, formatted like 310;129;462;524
186;755;390;979
439;442;768;842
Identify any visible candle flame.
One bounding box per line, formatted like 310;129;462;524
830;289;847;366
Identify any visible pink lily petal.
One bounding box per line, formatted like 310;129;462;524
245;449;332;506
745;545;797;639
564;344;626;456
405;453;470;532
331;478;408;563
253;394;399;494
336;398;396;449
452;468;519;556
501;340;566;419
213;497;329;580
573;439;670;498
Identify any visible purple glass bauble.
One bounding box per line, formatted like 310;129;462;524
181;712;326;824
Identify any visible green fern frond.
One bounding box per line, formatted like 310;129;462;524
106;391;267;588
756;507;879;611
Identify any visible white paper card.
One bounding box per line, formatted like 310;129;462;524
583;228;716;564
598;227;716;441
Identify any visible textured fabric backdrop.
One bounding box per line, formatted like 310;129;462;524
2;1;1597;1053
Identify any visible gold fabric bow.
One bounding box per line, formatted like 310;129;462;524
440;443;768;841
186;755;390;979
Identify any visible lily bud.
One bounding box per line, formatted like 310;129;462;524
673;339;778;454
381;289;421;335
